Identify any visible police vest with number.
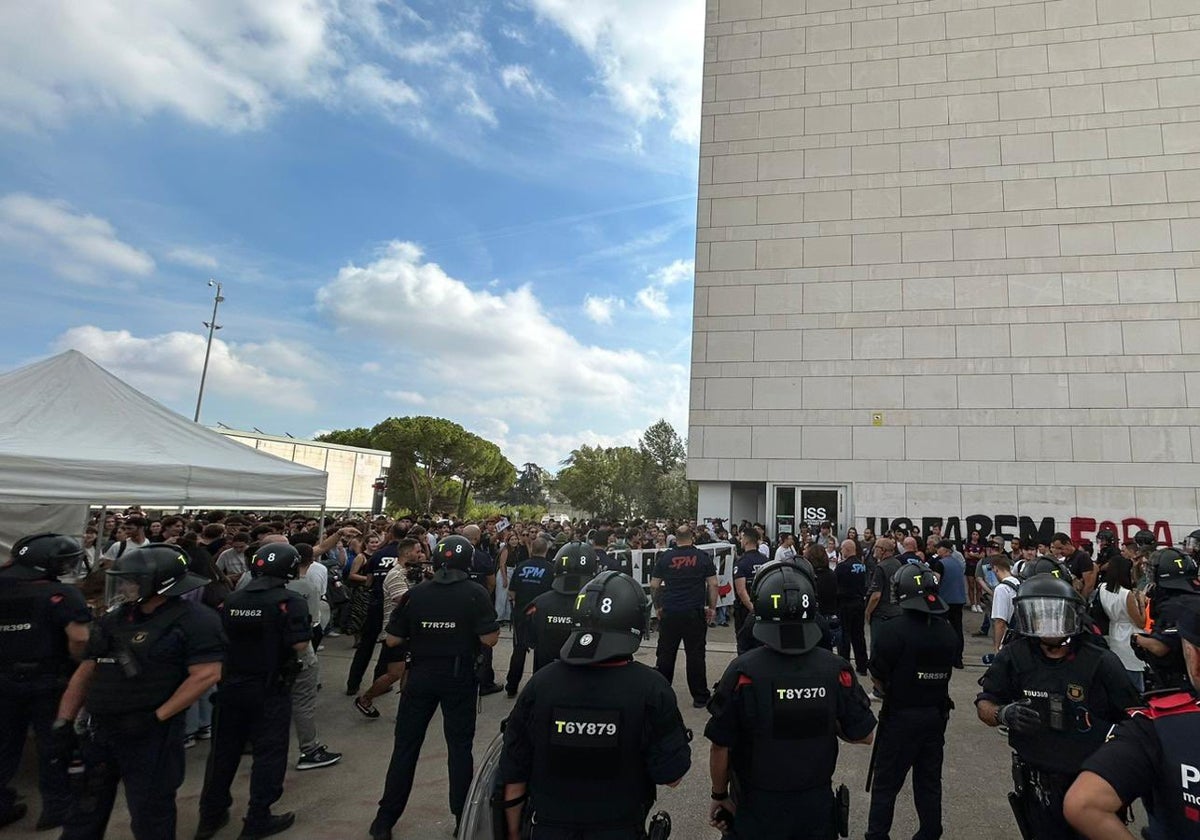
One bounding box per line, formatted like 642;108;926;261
733;646;844;792
87;601;190;715
528;662;656;829
529;591;577;666
0;579;68;671
1007;638;1109;774
882;613;956;710
221;584;293;681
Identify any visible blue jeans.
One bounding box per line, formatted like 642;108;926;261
1126;669;1145;692
185;686;215;735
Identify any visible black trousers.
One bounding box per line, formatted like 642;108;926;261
477;644;496;687
199;682;292;827
530;826;641;840
61;714;186;840
0;674;69;820
348;601;383;692
734;786;835;840
945;604;964;665
655;609;709;703
1012;765;1084;840
505;615;532;693
866;707;947;840
373;663;478;830
836;598;867;672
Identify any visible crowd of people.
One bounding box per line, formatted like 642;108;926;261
1;506;1199;840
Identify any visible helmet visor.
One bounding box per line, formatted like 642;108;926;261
104;571;146;609
1186;536;1200;554
1014;597;1081;638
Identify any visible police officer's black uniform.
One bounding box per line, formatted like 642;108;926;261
498;571;691;839
504;549;556;697
707;562;876;840
469;542;501;693
1073;599;1200;839
976;573;1141;840
1134;548;1200;691
0;534;90;830
866;563;957;840
524;542;599;672
732;547;767;644
197;543;311;840
61;544;225;840
370;535;499;840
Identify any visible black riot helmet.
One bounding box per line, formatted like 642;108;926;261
1096;529;1116;547
105;544;208;607
1012;573;1084;640
249;542;301;580
6;533;85;580
891;562;947;615
1185;529;1200;559
551;541;598;594
560;571;648;664
432;535;474;572
751;562;822;655
1149;548;1200;594
1017;555;1074;583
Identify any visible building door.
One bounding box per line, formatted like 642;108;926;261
769;485;849;539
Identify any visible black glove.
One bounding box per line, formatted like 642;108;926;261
999;700;1043;734
49;719;77;765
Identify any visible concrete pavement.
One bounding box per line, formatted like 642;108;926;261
7;617;1060;839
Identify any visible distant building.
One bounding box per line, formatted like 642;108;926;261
218;429;390;512
689;0;1200;547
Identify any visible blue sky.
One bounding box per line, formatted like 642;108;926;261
0;0;703;469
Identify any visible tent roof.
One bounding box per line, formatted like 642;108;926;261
0;350;328;507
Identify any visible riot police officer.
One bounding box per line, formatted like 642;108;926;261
706;562;876;840
1066;598;1200;839
975;573;1142;840
523;542;597;673
732;530;767;643
498;571;691;839
56;543;226;840
369;534;499;840
1186;529;1200;564
866;563;958;840
1131;547;1200;691
463;524;502;695
504;536;556;698
196;543;311;840
0;533;91;830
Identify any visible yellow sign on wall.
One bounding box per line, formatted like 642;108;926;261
872;413;884;426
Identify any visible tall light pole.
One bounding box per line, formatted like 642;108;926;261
194;280;224;423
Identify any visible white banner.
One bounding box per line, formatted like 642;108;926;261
629;542;737;608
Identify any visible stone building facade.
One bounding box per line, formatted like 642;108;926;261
688;0;1200;545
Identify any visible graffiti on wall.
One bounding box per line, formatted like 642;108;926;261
864;515;1174;547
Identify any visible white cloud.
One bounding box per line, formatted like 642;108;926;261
527;0;704;143
0;1;423;132
500;64;548;99
479;423;646;472
583;295;623;325
315;241;687;424
360;361;381;373
342;64;421;122
0;193;155;282
458;81;498;126
633;257;693;319
166;246;219;270
54;325;317;411
386;389;428;405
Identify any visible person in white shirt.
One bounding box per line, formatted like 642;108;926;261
989;555;1019;651
354;538;423;718
773;533;797;564
102;516;150;561
1096;555;1147;690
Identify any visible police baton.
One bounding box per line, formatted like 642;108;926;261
647;810;671;840
864;697;886;793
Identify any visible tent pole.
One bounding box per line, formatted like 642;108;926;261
91;505;107;572
317;504;326;541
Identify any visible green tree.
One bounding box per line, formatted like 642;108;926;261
638;419;685;474
556;445;647;520
508;462;551;507
320;416;515;517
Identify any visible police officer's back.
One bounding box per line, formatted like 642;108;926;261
197;542;311;840
57;544;225;840
523;542;597;672
1066;598;1200;839
866;563;958;840
370;535;499;840
0;534;91;830
498;571;691;839
706;562;876;840
975;573;1141;840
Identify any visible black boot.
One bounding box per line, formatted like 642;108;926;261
237;812;295;840
0;803;27;829
195;809;230;839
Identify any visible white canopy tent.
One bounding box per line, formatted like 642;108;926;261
0;350;328;553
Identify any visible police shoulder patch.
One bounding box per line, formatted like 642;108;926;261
839;669;853;689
